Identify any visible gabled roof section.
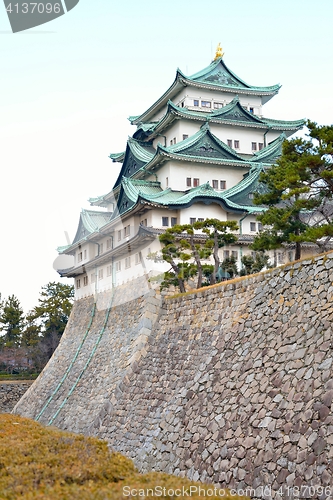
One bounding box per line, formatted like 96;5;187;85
223;164;266;209
72;209;111;245
189;58;280;96
130;57;281;125
163;122;244;160
252;133;286;164
112;137;156;189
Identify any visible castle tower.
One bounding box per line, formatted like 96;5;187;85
57;48;305;298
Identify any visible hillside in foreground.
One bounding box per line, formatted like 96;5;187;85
0;414;248;499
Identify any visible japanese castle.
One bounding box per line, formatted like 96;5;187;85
58;45;305;299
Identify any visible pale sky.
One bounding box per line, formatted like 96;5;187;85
1;0;332;312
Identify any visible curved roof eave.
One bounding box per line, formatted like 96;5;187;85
130;70;186;125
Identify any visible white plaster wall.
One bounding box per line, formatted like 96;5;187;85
153;119;281;157
149;86;266;124
179;203;227;224
155;160;248;192
150;208;179;228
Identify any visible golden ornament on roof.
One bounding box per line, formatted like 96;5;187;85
214;43;224;60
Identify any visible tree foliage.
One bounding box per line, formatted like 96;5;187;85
0;282;74;374
159;219;239;291
253;121;333;260
194;219;239;284
240;252;270;276
31;282;74;338
0;295;24;348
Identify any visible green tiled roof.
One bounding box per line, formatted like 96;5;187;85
109;151;125;162
252;133;286;164
116;172;264;214
72;209;111;244
130;58;281;126
189;58;280;94
139;123;252;172
111;137;156;189
149;99;305;137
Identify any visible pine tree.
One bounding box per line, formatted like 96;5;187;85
253;121;333;259
0;295;25;348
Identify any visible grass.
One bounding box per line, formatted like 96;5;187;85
0;414;249;500
0;374;39;381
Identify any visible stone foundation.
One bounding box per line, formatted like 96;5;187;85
13;254;333;498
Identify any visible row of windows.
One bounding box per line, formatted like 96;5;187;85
162;217;177;227
250;222;262;232
223;250;238;259
192;99;255;114
169;135;263;151
186;178;227;190
193;99;224;109
77;237;113;262
117;225;130;242
226;139;264;151
170;134;188;146
76;254;142;288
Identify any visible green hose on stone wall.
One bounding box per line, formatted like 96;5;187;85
47;291;115;426
35;301;97;422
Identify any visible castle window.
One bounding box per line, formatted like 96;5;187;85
173;137;176;144
277;252;284;264
227;139;232;148
83;276;88;286
76;279;81;289
124;225;130;237
170;139;173;145
220;180;226;190
258;143;264;150
201;101;211;108
193;99;199;106
118;230;121;242
135;253;140;265
258;223;263;231
186;177;191;187
232;251;238;259
171;217;177;227
249;107;254;114
193;178;199;187
182;134;188;140
125;257;131;268
234;140;240;149
214;102;223;109
98;269;103;280
107;265;112;276
166;177;169;187
116;261;121;272
84;249;87;259
197;218;204;222
252;142;257;151
190;218;196;224
250;222;256;232
224;250;230;259
77;252;82;262
162;217;169;227
106;238;112;249
91;273;96;283
100;243;104;254
212;180;218;189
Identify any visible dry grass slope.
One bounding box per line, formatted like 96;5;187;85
0;414;248;499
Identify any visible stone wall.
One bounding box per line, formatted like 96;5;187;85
0;381;33;413
13;254;333;498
